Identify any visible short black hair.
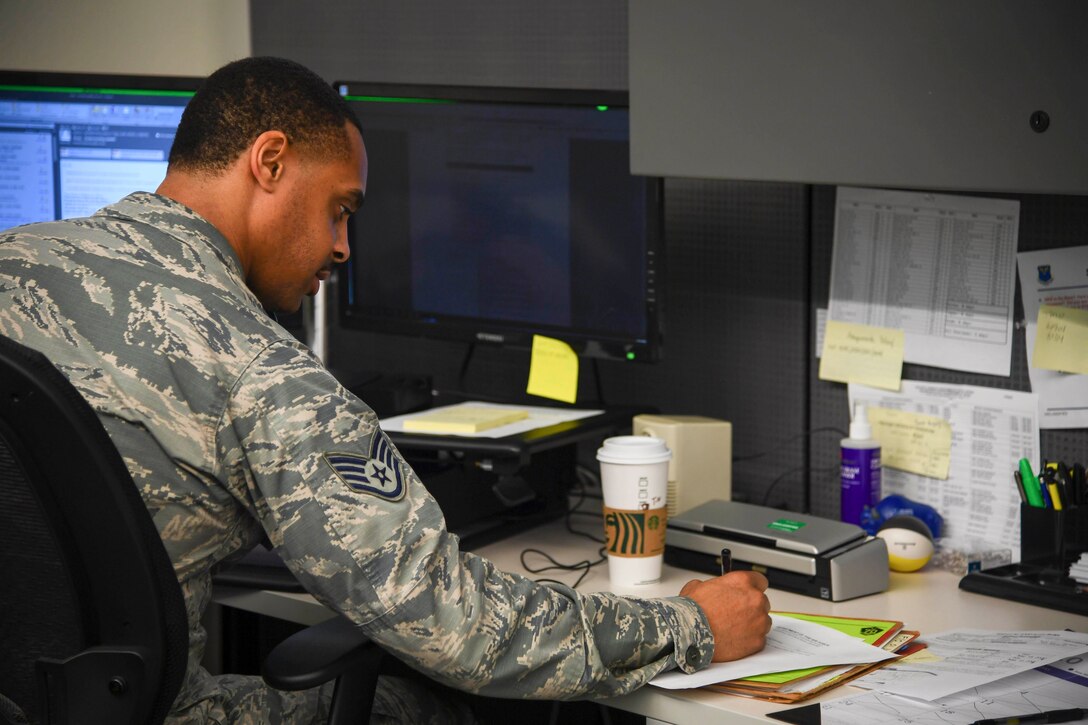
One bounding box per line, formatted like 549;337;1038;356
169;56;362;173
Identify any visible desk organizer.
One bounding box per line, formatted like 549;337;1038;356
1020;503;1088;565
957;503;1087;616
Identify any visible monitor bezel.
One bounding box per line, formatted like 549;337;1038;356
333;80;664;364
0;68;204;97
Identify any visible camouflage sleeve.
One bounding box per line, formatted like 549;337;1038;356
218;340;714;699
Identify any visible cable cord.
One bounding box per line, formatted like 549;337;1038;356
760;463;838;507
519;464;607;589
733;426;847;463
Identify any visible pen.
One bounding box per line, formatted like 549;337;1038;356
720;547;732;575
1013;470;1027;503
1047;481;1064;510
1073;462;1086;505
970;707;1086;725
1053;464;1073;509
1019;458;1046;508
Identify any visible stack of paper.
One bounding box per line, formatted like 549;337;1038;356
402;405;529;434
706;613;920;704
1071;552;1088;584
651;612;907;702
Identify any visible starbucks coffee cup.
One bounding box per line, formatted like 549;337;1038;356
596;435;671;586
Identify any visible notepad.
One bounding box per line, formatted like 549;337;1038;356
402;405;530;434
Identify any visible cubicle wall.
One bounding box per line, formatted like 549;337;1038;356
253;0;1087;518
809;188;1088;519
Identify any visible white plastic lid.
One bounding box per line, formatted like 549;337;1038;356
849;404;872;440
596;435;672;464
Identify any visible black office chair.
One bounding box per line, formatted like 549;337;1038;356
0;334;383;724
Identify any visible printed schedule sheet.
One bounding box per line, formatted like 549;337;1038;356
848;381;1039;560
829;186;1020;377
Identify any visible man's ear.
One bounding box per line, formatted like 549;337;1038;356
250;130;289;192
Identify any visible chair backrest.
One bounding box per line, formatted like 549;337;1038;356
0;335;188;725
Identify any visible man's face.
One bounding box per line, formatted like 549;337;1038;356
250;122;367;313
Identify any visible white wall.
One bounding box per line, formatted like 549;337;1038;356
0;0;250;76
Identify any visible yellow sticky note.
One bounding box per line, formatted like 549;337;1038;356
818;320;904;391
1033;304;1088;375
867;407;952;479
403;405;529;434
526;335;578;404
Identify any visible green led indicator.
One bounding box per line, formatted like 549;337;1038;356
596;105;609;112
626;351;636;360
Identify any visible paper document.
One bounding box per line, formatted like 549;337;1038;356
650;614;895;690
829;186;1019;376
849;381;1039;560
1016;244;1088;429
852;629;1088;701
380;402;601;438
817;652;1088;724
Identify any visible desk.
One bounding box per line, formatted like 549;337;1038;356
214;518;1088;725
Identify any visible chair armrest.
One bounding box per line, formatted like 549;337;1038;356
262;615;383;691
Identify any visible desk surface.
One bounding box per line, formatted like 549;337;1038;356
214;517;1088;725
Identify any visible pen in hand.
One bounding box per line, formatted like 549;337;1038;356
970;707;1087;725
720;547;732;575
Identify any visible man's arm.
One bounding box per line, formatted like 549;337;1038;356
221;342;732;700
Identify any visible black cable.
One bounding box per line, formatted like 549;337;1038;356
456;341;476;391
733;426;847;463
591;357;605;406
760;465;806;507
519;463;608;589
519;546;606;590
760;464;839;507
564;470;605;545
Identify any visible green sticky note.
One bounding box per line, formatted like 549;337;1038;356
526;335;578;404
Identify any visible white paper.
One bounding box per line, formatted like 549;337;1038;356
1016;244;1088;429
380;401;602;438
849;381;1039;560
852;629;1088;701
650;614;895;690
817;652;1088;724
829;186;1019;376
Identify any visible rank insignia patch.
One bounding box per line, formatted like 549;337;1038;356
324;433;407;501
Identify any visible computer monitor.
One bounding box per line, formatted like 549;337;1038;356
0;70;201;229
335;81;663;363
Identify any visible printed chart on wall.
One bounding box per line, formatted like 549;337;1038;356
848;381;1039;561
828;186;1020;377
1016;244;1088;429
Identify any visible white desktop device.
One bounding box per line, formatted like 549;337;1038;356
632;414;732;518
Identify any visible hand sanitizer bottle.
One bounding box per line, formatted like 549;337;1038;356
841;404;881;526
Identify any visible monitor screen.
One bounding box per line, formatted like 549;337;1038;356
0;70;201;229
335;81;662;363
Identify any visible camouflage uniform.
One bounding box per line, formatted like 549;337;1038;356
0;193;714;722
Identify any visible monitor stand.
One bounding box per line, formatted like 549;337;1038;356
389;407;639;548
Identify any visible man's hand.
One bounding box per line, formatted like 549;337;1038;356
680;571;772;662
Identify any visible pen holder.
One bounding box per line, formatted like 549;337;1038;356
1020;503;1088;566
